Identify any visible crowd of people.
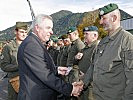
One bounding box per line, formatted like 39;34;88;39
0;3;133;100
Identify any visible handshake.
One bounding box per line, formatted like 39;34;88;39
71;81;84;97
58;66;84;97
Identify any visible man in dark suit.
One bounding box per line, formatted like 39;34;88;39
17;14;83;100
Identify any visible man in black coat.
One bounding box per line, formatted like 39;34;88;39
17;14;83;100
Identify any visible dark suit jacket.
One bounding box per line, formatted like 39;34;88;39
17;33;72;100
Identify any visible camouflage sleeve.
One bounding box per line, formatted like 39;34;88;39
122;37;133;99
0;46;18;72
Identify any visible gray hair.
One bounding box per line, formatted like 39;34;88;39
30;14;53;30
110;9;121;21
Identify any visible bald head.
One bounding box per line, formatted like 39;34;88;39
100;9;121;34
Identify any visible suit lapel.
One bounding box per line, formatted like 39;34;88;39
30;33;57;74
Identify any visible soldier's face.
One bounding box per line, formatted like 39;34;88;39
36;18;53;43
100;14;113;32
84;31;98;44
57;39;64;46
16;29;27;41
63;38;70;46
68;32;75;41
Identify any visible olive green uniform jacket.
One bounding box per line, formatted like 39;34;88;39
78;40;98;73
60;45;71;67
1;40;19;78
57;47;64;66
0;40;19;100
67;38;85;67
93;27;133;100
66;38;85;84
48;46;59;66
78;41;98;100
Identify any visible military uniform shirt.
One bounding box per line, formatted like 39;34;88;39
78;40;98;73
93;27;133;100
67;38;85;67
0;40;19;79
57;47;64;66
60;45;70;66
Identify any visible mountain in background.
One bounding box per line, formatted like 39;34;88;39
0;9;132;41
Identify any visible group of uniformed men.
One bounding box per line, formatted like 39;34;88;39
0;3;133;100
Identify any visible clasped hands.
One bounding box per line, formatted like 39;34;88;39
71;81;84;97
57;67;84;97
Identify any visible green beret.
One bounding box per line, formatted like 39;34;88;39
16;22;28;30
58;34;63;40
50;36;59;42
83;26;98;32
61;34;68;39
67;27;77;34
99;3;118;17
52;38;58;42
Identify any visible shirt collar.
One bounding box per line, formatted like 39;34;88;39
87;40;98;47
109;27;122;40
71;38;79;45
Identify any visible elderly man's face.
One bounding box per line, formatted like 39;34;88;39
84;31;98;44
99;14;113;32
37;18;53;43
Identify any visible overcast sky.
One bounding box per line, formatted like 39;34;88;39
0;0;133;31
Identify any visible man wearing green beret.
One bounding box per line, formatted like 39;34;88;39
83;3;133;100
60;34;71;67
66;26;85;69
0;22;28;100
66;26;85;100
48;36;60;66
57;34;72;100
75;26;99;100
57;35;64;66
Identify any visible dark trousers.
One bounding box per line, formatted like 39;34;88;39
8;81;18;100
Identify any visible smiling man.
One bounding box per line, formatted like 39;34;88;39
93;3;133;100
0;21;28;100
17;14;83;100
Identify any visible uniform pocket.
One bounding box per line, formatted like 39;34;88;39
98;60;123;74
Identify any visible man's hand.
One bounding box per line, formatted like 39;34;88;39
58;66;68;75
75;52;83;60
79;71;84;80
71;81;84;97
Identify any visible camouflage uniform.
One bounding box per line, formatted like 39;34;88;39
1;40;19;100
0;21;28;100
93;27;133;100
